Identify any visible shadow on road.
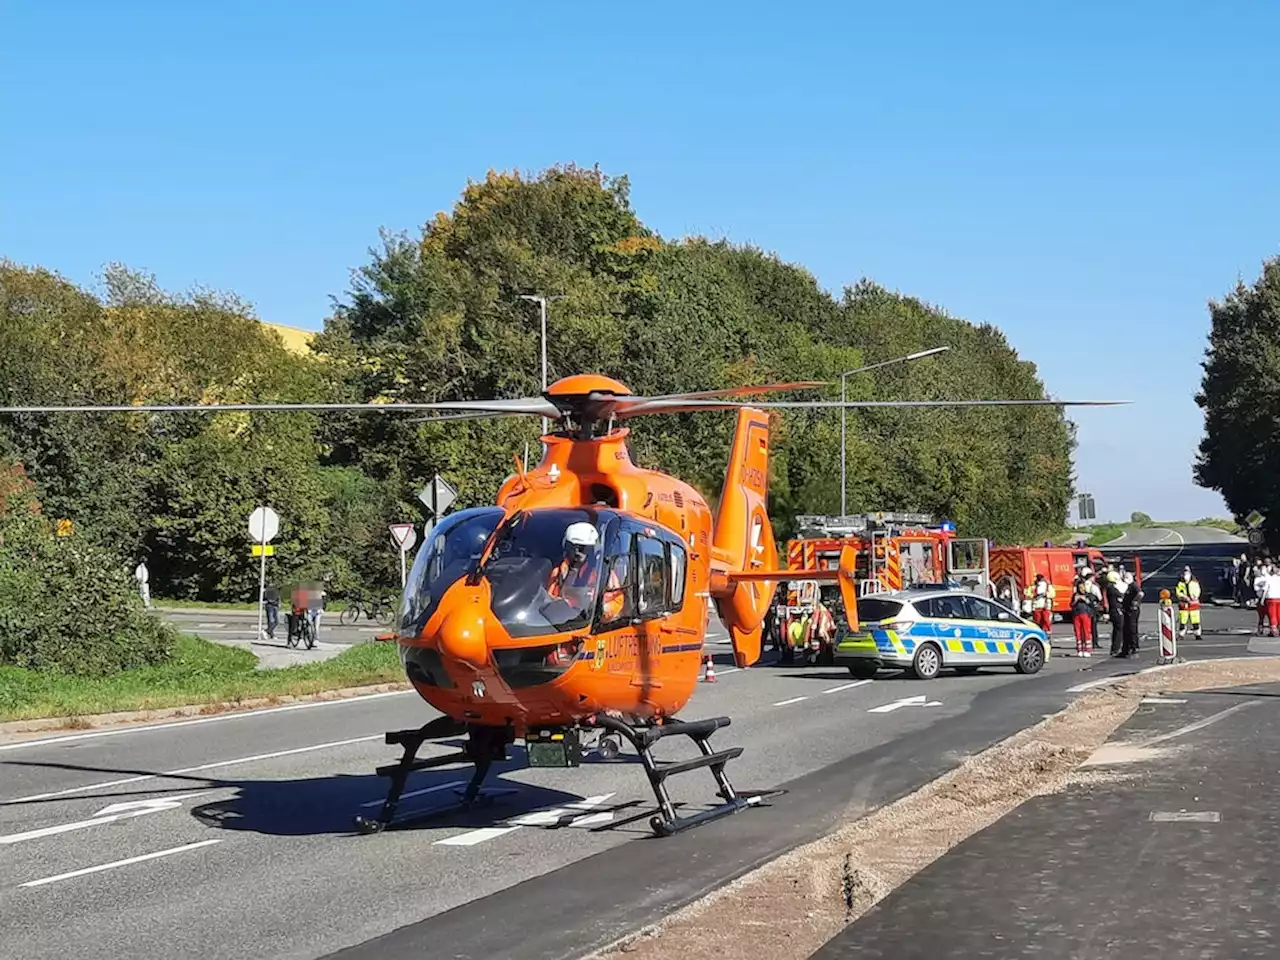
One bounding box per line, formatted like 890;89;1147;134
1;749;648;839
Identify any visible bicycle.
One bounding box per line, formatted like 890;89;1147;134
286;610;318;650
339;592;397;627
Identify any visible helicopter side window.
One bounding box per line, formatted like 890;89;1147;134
668;542;686;609
636;536;668;619
597;522;636;628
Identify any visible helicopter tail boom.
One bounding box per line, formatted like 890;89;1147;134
711;408;779;667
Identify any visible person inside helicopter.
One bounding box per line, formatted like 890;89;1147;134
547;521;603;611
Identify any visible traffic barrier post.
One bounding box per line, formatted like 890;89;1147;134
1157;591;1178;664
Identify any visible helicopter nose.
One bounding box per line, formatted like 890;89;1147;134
437;598;488;668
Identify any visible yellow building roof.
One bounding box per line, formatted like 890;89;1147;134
260;321;316;356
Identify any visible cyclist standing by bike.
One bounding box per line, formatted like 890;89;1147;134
306;581;326;638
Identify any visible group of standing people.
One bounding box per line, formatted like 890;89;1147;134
1247;559;1280;637
1069;564;1142;658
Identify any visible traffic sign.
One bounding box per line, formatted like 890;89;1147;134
389;523;417;552
251;544;276;557
418;474;457;517
1246;510;1266;530
248;506;280;543
1249;529;1265;547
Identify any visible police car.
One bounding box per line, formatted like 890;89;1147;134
834;586;1049;680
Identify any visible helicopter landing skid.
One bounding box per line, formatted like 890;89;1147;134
589;714;754;837
354;719;515;835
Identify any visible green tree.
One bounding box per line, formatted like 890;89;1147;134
0;460;175;676
321;165;1075;545
1195;257;1280;541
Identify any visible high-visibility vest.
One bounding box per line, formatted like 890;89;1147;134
1177;579;1201;610
1032;581;1050;611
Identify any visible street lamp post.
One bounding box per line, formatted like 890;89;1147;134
839;346;950;515
518;294;564;435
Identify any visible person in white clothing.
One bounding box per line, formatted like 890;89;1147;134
1264;566;1280;639
1256;563;1273;635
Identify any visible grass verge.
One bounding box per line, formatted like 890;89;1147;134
0;634;405;722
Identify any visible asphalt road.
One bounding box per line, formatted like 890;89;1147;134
1103;525;1245;547
155;607;389;667
814;680;1280;959
0;609;1263;960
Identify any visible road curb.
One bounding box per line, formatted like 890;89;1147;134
0;681;412;741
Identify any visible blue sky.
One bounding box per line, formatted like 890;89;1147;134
4;1;1277;522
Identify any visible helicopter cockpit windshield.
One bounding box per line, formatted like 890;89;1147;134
398;506;504;638
481;507;611;638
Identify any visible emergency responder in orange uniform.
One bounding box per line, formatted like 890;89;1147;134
548;522;624;618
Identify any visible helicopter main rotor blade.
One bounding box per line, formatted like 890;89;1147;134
0;397;560;417
616;398;1130;416
632;380;830;403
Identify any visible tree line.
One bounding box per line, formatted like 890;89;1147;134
1;164;1077;605
1196;255;1280;545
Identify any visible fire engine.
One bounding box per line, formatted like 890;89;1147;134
988;544;1142;620
786;513;990;594
775;513;991;662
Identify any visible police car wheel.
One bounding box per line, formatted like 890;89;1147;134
1015;639;1045;675
847;660;880;680
911;643;942;680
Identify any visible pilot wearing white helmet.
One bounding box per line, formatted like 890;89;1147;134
548;522;603;610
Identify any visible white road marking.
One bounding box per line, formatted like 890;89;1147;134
822;680;872;695
1150;811;1220;822
0;690;413;753
772;696;809;707
8;735;384;804
1142;701;1258;746
435;794;617;846
194;622;227;628
19;839;223;888
0;793;212;845
868;695;941;713
1140;697;1188;705
359;780;465;809
434;826;521;847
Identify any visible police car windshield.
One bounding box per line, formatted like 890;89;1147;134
483;508;609;638
857;598;905;622
399;506;504;637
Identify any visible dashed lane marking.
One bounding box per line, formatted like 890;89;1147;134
1141;697;1188;705
435;794;617;846
7;734;384;804
20;839;223;888
0;792;212;845
0;690;413;753
822;680;872;695
772;696;809;707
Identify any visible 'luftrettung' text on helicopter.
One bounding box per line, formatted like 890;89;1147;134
2;374;1123;836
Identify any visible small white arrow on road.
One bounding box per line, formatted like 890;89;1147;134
0;792;210;846
94;797;193;818
868;695;943;714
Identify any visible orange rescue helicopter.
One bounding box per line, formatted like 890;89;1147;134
2;374;1122;836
